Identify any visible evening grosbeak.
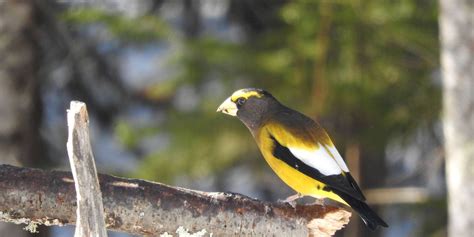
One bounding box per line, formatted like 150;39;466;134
217;88;388;230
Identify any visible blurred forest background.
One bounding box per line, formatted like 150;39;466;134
0;0;470;237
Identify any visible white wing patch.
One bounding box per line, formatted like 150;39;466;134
324;144;350;172
288;143;349;176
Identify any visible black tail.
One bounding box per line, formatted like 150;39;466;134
334;190;388;230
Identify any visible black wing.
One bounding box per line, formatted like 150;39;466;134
270;135;366;201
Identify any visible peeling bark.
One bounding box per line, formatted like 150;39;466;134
0;164;351;236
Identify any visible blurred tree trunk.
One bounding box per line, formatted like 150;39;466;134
359;149;386;237
342;143;361;237
439;0;474;236
0;0;44;236
311;1;332;116
183;0;201;38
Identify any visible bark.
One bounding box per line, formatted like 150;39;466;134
0;164;351;237
67;102;107;237
439;0;474;236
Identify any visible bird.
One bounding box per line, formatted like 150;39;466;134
216;88;388;230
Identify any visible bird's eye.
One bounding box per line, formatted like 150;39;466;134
236;97;246;106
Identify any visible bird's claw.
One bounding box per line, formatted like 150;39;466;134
278;193;303;208
312;198;325;205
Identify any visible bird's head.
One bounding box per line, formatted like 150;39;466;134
217;88;280;130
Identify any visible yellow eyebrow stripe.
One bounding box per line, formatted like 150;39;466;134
230;90;263;101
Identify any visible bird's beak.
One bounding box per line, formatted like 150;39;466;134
217;97;238;116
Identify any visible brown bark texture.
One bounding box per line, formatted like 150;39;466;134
0;164;351;237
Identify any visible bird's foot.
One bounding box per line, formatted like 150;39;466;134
312;198;325;205
284;193;303;202
278;193;303;208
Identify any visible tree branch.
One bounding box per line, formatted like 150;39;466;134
0;164;350;236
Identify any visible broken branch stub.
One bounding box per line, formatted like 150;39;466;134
66;101;107;237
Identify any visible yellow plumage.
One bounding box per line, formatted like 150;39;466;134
217;88;388;230
256;123;348;205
